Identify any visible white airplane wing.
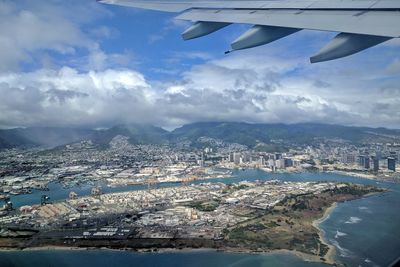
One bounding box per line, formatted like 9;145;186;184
98;0;400;63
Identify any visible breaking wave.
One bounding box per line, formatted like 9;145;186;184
345;216;362;224
334;230;348;239
358;206;372;213
329;239;353;258
364;258;381;267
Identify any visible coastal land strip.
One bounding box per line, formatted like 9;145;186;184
0;183;386;266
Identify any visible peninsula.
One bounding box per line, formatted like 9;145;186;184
0;181;386;265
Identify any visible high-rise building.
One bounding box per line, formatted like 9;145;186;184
293;159;301;167
364;157;370;169
341;153;356;164
197;159;204;167
267;159;275;168
233;153;241;164
388;157;396;171
198;153;205;167
371;156;379;171
242;153;250;162
228;153;234;162
358;155;370;169
358;155;365;167
275;159;285;169
284;158;293;168
259;156;265;166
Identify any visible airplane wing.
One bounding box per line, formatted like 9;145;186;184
98;0;400;63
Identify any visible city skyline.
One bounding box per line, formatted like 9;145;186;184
1;0;400;130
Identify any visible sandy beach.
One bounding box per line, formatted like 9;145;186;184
0;202;342;266
312;202;338;265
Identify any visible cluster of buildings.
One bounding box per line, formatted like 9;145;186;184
226;152;303;170
0;135;399;219
221;142;399;177
0;136;240;196
349;154;396;172
0;180;342;239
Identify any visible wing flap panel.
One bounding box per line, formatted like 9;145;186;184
310;33;391;63
231;25;300;51
182;22;230;40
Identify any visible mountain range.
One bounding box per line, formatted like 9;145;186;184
1;122;400;150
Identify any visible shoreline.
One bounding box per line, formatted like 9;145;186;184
1;191;371;266
0;203;340;266
0;202;358;266
7;168;395;205
312;202;338;265
1;178;380;266
326;170;399;184
0;244;336;265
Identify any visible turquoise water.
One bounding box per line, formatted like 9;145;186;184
1;170;400;267
9;170;385;208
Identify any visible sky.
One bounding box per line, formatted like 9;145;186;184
1;0;400;130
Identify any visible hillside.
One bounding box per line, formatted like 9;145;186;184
0;124;169;149
170;122;400;146
1;122;400;150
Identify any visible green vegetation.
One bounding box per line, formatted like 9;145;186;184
221;184;249;194
170;122;400;147
2;121;400;149
253;143;288;153
224;184;383;258
188;201;219;212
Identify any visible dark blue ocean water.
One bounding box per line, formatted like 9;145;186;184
0;250;331;267
1;170;399;267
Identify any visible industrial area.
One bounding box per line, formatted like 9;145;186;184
0;177;384;266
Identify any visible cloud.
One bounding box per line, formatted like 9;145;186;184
85;45;135;71
0;67;153;128
46;89;89;104
1;44;400;130
313;80;331;88
0;0;114;71
386;58;400;74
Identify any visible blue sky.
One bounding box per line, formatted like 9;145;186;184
0;0;400;129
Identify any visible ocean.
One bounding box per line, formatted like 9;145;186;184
1;170;399;267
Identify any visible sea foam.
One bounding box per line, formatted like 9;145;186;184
330;239;353;257
334;230;347;239
358;206;372;213
345;216;362;224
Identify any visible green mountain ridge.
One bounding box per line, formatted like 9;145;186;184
91;124;169;145
170;122;400;146
1;122;400;150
